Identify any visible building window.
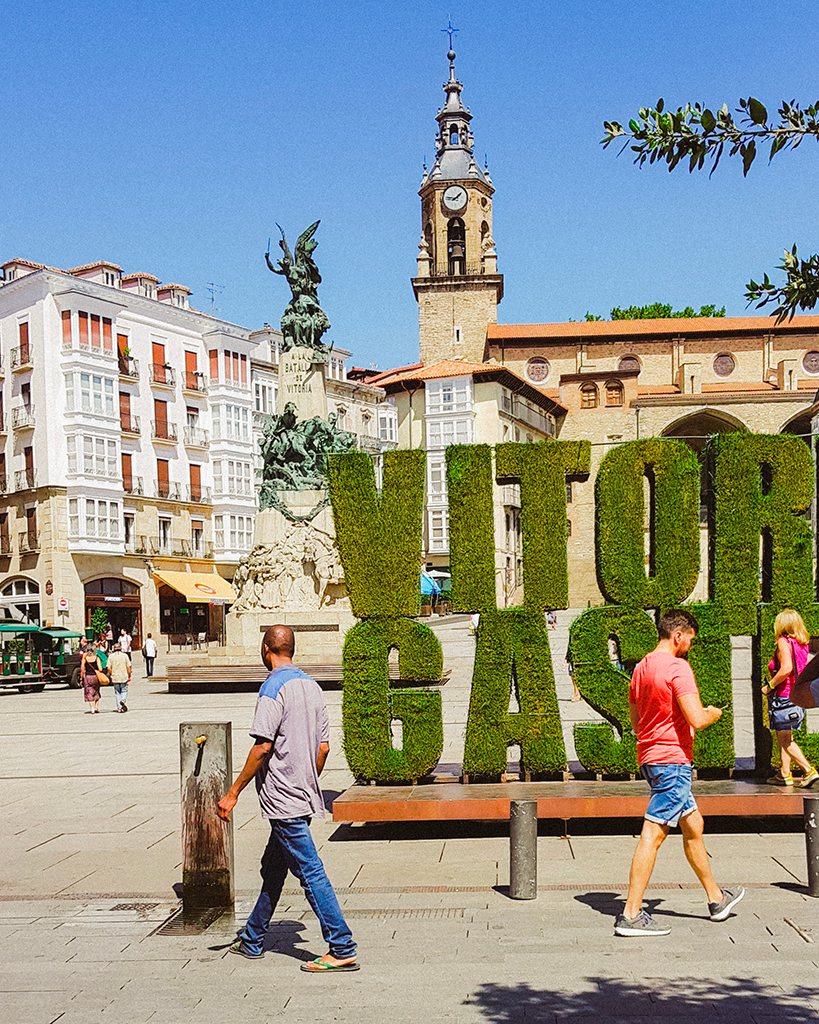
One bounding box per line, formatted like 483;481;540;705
566;481;573;504
379;409;397;442
124;514;134;547
158;517;171;553
69;499;79;537
580;383;598;409
254;381;276;413
605;380;624;407
803;351;819;375
67;436;77;474
713;353;736;377
426;378;471;414
192;522;203;555
214;515;224;548
618;355;641;373
428;456;446;500
428;509;449;552
525;357;550;383
426;419;472;448
0;578;40;624
213;460;223;495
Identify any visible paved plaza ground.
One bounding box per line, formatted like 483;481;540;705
1;619;818;1023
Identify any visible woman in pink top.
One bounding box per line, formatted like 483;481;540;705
763;609;818;787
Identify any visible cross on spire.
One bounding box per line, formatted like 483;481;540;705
441;18;459;52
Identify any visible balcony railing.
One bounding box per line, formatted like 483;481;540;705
173;540;192;557
183;426;209;447
12;407;35;430
18;531;39;553
191;539;214;559
156;481;182;501
123;475;144;495
118;355;139;379
15;470;36;491
10;345;32;370
120;414;140;435
427;261;488;278
149;363;176;387
186;485;212;504
151;420;178;442
183;371;207;393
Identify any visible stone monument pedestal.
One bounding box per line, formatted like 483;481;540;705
225;492;355;662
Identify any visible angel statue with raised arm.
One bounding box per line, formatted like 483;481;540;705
265;221;331;356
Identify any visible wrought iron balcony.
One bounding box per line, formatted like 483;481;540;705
10;345;33;370
183;371;207;393
156;481;182;501
149;363;176;387
15;470;36;491
118;355;139;379
183;426;209;448
120;414;140;435
186;485;212;504
151;420;178;442
12;407;35;430
123;475;144;496
18;531;39;553
191;539;214;559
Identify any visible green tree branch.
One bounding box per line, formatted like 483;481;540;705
602;96;819;320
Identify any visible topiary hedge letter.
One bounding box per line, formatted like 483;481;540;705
328;449;426;618
342;617;444;782
596;438;700;608
569;606;657;774
712;434;814;635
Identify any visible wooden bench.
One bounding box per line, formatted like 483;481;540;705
166;664;450;694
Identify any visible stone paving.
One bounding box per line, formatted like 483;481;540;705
0;622;818;1022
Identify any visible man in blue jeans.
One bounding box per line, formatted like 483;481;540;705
217;624;358;972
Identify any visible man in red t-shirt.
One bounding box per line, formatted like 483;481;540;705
615;609;745;937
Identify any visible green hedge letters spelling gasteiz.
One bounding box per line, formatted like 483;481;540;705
328;434;818;782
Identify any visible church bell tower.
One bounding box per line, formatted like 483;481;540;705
412;43;503;365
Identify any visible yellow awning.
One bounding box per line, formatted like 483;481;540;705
153;571;236;605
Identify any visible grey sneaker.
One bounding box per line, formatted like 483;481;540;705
614;910;671;937
709;885;745;921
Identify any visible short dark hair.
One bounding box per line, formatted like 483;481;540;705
657;609;699;639
262;624;295;659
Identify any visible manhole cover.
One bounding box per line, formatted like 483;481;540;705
153;906;229;935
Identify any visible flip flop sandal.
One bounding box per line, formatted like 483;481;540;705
228;940;264;959
300;957;360;973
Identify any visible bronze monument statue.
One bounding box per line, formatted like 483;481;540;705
265;221;331;356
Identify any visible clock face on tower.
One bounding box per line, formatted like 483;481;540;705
442;184;468;212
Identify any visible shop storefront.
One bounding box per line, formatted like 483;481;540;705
84;578;142;646
153;571;235;643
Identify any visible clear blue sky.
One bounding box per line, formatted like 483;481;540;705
2;0;817;369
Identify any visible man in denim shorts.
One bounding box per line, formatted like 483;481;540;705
614;609;745;936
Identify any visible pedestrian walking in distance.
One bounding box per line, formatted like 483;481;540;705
217;624;358;972
615;609;745;937
142;633;158;678
106;646;132;712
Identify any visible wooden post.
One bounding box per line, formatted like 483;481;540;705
180;722;234;909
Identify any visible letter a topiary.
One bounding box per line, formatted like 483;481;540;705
342;617;444;782
596;438;700;608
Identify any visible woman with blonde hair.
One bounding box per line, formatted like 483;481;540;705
763;610;818;787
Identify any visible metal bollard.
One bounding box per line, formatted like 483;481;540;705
509;799;537;899
805;793;819;898
180;722;234;909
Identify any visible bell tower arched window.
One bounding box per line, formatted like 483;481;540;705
449;126;460;145
447;217;466;275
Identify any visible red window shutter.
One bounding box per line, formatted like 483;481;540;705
61;311;72;346
240;353;247;383
190;464;201;500
224;351;231;380
157;458;169;497
232;352;239;382
90;314;101;348
78;312;89;347
102;318;113;351
122;453;132;490
209;350;219;380
19;322;29;347
117;333;128;357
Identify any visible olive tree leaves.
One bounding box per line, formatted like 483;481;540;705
602;96;819;322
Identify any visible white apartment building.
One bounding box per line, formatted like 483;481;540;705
0;257;255;643
0;257;398;643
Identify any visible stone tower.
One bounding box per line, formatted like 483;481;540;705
412;46;503;365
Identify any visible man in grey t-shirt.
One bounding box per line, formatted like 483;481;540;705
217;624;358;972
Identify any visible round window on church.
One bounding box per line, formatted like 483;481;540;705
526;357;550;383
803;351;819;375
713;353;736;377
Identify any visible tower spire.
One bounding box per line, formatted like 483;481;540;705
427;31;488;184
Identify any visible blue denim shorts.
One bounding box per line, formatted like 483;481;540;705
641;762;697;827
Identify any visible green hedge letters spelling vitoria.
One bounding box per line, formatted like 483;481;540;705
328;434;816;782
